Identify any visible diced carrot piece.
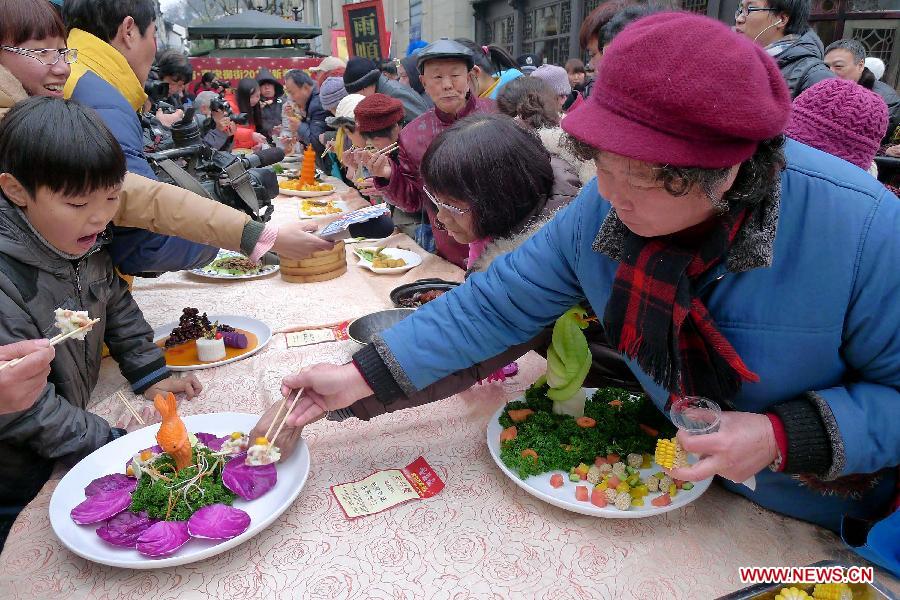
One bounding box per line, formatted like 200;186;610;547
594;456;607;467
675;480;684;489
651;493;672;507
508;409;534;423
550;473;564;488
576;416;597;428
639;423;660;437
580;473;588;480
521;448;538;463
575;486;589;502
590;487;608;507
574;463;589;477
607;453;620;464
607;476;621;489
500;426;518;442
608;400;623;408
140;449;154;461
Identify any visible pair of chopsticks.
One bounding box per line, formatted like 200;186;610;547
372;142;398;157
116;390;146;426
263;387;304;447
0;318;100;373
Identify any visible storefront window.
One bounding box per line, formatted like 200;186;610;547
523;0;571;65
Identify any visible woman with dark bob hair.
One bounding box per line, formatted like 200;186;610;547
420;113;575;267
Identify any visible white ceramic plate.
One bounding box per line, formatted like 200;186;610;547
281;188;337;199
354;248;422;274
152;315;272;372
50;412;310;569
486;394;712;518
188;250;279;281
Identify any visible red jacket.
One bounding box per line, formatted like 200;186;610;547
225;91;258;150
375;94;496;268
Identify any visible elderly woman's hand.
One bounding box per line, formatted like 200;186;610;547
665;411;779;484
886;145;900;158
248;399;314;461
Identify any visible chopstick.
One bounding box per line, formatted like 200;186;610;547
263;387;303;446
117;391;146;426
0;318;100;373
373;142;399;156
269;388;303;447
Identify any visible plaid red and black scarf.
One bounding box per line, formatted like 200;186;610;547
602;210;760;399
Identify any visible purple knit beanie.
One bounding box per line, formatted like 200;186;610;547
531;64;571;96
785;78;888;170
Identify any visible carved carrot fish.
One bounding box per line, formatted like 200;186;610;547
154;393;192;471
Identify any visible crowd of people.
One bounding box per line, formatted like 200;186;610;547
0;0;897;575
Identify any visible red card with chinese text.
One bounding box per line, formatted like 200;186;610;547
331;457;444;519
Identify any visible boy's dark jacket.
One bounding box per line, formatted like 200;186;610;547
0;196;169;511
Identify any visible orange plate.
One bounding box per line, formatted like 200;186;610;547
157;329;259;367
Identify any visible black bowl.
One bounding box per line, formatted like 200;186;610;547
348;308;416;346
389;278;460;308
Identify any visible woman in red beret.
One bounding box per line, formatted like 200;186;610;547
264;13;900;574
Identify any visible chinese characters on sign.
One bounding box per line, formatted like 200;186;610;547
331;456;445;519
342;0;388;60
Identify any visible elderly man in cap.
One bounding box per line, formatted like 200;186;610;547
309;56;346;87
265;12;900;573
343;56;429;125
344;39;496;268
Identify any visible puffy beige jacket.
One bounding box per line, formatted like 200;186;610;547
0;65;251;253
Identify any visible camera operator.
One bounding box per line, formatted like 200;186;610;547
156;49;194;111
60;0;333;274
193;90;242;151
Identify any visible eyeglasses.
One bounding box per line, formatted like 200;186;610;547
735;6;777;20
0;46;78;66
423;186;471;216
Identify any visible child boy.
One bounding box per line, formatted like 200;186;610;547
0;97;200;547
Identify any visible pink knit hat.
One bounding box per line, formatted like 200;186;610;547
784;78;888;170
563;12;791;168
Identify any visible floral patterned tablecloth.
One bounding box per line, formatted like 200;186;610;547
1;188;897;600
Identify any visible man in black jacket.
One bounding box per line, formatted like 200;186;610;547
283;69;328;156
825;38;900;143
734;0;833;98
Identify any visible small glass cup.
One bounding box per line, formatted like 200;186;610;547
669;396;721;435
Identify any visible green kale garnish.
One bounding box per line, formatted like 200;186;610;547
130;446;236;521
498;383;676;479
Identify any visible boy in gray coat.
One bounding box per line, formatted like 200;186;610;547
0;98;201;547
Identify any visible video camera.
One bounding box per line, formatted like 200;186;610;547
208;95;249;126
146;108;282;223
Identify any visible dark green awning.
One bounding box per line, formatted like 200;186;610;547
188;10;321;40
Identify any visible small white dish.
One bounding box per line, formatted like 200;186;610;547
354;247;422;274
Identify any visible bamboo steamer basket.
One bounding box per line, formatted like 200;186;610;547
280;241;346;282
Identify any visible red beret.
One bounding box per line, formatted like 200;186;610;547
563;12;791;168
355;93;405;134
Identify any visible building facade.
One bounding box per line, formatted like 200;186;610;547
319;0;475;58
473;0;899;89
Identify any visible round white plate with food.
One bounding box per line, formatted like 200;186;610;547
486;395;712;518
188;250;279;280
354;247;422;274
153;314;272;371
50;412;310;569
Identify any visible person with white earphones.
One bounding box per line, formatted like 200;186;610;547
734;0;834;99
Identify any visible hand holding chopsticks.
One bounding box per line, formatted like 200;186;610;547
0;318;99;373
263;387;304;447
116;390;146;427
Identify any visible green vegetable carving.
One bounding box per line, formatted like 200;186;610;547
546;306;592;415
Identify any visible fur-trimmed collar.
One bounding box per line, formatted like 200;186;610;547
536;126;596;185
